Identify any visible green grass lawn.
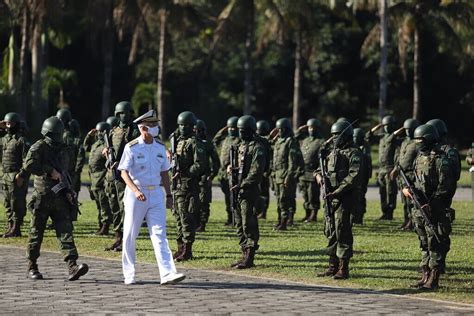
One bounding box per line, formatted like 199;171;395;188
0;198;473;303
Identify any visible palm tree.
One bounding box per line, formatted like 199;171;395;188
41;66;77;108
362;0;473;120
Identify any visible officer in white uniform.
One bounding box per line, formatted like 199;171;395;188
118;110;185;285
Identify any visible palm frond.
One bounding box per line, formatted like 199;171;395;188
360;24;380;58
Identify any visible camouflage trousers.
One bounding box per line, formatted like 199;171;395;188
197;180;212;225
105;179;125;233
412;207;451;269
91;187;112;226
234;191;259;249
27;192;78;262
299;180;320;212
173;191;200;244
255;175;270;217
274;181;296;221
219;176;233;224
377;168;397;215
3;172;27;225
324;198;354;260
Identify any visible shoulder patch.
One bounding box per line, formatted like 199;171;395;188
127;138;140;147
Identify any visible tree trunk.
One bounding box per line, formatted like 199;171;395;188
413;26;421;120
101;1;114;120
243;0;254;115
292;26;302;131
157;9;167;138
59;89;65;107
18;4;29;120
32;23;47;131
8;31;17;93
378;0;387;120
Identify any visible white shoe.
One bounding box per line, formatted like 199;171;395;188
124;278;136;285
160;272;186;285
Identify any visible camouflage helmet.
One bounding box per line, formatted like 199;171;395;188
4;112;21;123
237;115;257;131
194;119;207;131
426;119;448;138
353;127;365;145
106;116;119;128
414;124;439;144
331;120;353;137
114;101;132;116
256;120;270;136
227;116;239;128
41;116;64;138
56;108;72;124
69;119;80;135
96;122;111;132
381;115;395;126
307;118;321;128
403;118;420;138
276;118;291;130
177;111;197;126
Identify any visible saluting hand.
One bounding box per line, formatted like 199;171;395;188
134;190;146;201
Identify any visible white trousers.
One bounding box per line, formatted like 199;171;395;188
122;186;177;282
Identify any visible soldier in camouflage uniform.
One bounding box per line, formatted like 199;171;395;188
0;112;29;237
16;117;88;281
229;115;265;269
56;109;82;197
352;128;372;225
83;122;112;235
366;115;400;220
425;119;460;274
69;119;86;195
272;118;304;230
255;120;272;219
171;111;206;261
316;120;362;280
194;119;220;232
391;118;420;230
213;116;241;226
402;124;456;290
295;118;324;223
103;102;140;251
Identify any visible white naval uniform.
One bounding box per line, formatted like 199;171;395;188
117;136;177;283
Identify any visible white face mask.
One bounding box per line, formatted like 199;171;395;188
139;125;160;137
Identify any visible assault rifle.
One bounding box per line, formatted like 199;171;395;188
103;130;118;180
50;163;80;221
229;144;239;225
398;165;441;243
169;132;180;191
319;147;334;236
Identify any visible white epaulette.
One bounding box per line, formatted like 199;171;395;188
128;138;140;147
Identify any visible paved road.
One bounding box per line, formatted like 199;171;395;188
74;185;473;203
1;246;473;314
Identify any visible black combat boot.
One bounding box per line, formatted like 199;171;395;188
230;247;247;268
173;241;184;259
3;222;21;238
28;260;43;280
236;248;256;269
196;222;206;232
317;256;339;277
274;218;288;231
287;212;294;226
175;243;193;262
333;258;349;280
105;232;122;251
413;265;430;288
300;209;310;222
95;223;110;236
2;222;13;237
67;260;89;281
305;210;317;223
422;267;440;290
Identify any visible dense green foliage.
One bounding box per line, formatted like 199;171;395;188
0;0;472;145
